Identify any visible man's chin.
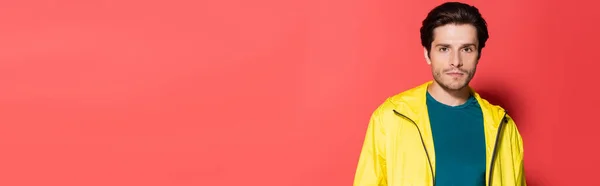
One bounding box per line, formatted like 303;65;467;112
439;81;468;91
432;76;471;91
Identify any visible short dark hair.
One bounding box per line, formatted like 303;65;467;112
420;2;489;58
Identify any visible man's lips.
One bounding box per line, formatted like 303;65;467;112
446;72;464;77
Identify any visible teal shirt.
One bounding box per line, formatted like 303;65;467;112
426;91;486;186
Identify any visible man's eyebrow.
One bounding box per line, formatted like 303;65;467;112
434;43;477;47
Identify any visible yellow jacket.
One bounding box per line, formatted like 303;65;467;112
354;81;526;186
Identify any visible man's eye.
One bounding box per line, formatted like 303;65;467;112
439;47;449;52
463;48;474;52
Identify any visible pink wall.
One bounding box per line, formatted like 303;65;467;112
0;0;597;185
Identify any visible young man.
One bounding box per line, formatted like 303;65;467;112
353;2;526;186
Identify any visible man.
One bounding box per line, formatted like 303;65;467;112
353;2;526;186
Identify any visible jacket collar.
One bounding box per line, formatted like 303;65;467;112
390;81;506;128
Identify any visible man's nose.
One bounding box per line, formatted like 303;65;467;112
450;51;463;67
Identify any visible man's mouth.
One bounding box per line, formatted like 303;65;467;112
446;72;464;77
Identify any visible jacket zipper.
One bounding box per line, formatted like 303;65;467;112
487;112;507;186
393;109;435;186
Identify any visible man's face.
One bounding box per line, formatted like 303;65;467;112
425;24;480;91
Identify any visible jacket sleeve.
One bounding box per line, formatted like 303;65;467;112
509;117;527;186
354;107;387;186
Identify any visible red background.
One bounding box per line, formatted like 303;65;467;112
0;0;597;185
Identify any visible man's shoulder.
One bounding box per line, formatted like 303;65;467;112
371;82;430;114
386;81;430;105
473;94;503;109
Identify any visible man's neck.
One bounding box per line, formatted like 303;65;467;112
427;82;472;106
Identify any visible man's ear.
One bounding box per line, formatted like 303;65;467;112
424;47;432;65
